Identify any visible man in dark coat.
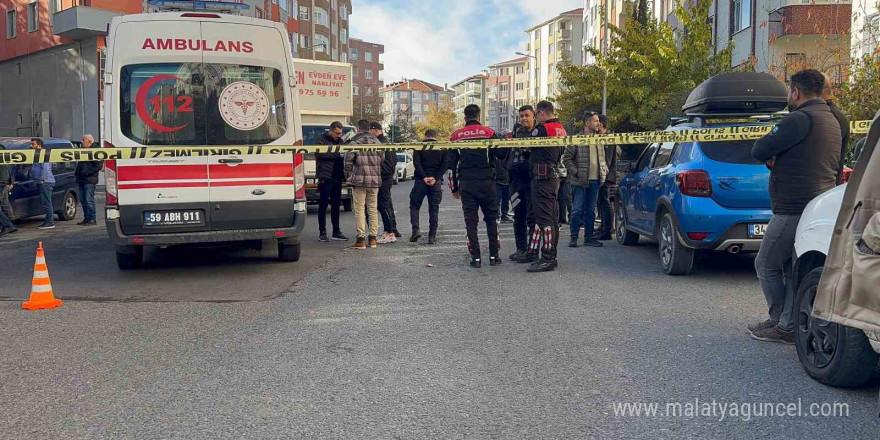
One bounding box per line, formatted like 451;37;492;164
314;121;349;242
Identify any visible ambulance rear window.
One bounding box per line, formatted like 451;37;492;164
120;63;287;145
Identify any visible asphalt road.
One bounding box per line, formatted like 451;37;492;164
0;180;877;439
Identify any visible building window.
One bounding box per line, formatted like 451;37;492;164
516;65;524;74
341;52;347;63
300;34;310;48
365;69;373;79
365;51;373;62
533;29;540;40
353;84;359;96
27;2;37;32
331;47;337;60
354;67;359;78
340;5;348;20
6;9;16;39
732;0;751;34
331;22;337;35
549;22;555;34
255;7;263;18
365;87;373;97
314;7;329;26
863;14;880;57
340;28;348;44
516;82;524;91
350;48;359;61
299;6;309;20
314;34;329;53
516;98;524;107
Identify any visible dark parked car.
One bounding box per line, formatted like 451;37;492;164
0;137;80;222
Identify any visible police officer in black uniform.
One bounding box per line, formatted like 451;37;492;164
447;104;503;268
527;101;567;273
506;106;538;263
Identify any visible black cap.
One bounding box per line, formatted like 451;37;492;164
370;122;383;130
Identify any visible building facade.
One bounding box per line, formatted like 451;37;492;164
851;0;878;60
710;0;851;84
450;74;488;124
525;8;584;103
292;0;350;62
348;37;383;120
380;79;452;130
485;57;527;132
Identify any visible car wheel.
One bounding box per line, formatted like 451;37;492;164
795;267;880;388
115;245;143;270
658;212;694;275
56;191;77;221
278;242;301;262
342;199;352;212
615;200;640;246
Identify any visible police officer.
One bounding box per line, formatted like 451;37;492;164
447;104;502;268
527;101;566;273
506;106;538;263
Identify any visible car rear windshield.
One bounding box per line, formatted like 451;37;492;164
698;139;763;165
120;63;287;145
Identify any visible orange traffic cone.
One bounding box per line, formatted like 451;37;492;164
22;242;62;311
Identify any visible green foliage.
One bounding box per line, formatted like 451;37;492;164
414;103;460;140
839;54;880;123
634;0;649;26
386;108;418;143
554;0;733;132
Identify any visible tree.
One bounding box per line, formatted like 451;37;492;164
634;0;649;26
554;0;733;131
352;93;385;125
414;103;460;140
386;107;417;143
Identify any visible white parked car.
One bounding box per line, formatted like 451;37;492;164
395;152;415;184
792;153;880;387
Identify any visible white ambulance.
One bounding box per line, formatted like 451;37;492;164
103;12;306;269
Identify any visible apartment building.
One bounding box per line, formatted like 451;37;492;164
450;74;488;124
852;0;879;59
380;78;453;129
524;8;584;103
710;0;851;83
293;0;350;62
485;57;527;132
348;37;383;119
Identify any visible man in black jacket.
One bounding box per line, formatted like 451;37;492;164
822;73;850;185
0;162;14;235
410;129;448;244
372;122;401;244
507;106;538;263
594;115;620;240
448;104;503;268
314;121;349;242
749;69;842;344
74;134;102;226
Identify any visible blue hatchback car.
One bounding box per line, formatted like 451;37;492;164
614;72;792;275
0;137;80;223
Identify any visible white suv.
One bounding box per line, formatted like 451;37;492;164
792;153;880;387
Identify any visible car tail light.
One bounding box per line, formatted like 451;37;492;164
841;166;853;185
676;170;712;197
687;232;710;241
132;238;145;244
104;141;118;207
181;13;221;18
293;153;305;200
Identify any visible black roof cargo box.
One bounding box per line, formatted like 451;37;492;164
683;72;788;114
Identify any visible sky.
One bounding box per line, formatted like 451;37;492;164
349;0;584;87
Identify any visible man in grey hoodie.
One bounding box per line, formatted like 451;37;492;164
344;119;385;250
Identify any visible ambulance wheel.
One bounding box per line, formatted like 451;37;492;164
343;199;353;212
116;245;143;270
279;242;301;262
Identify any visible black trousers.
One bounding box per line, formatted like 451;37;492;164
596;184;614;238
378;177;397;233
511;179;535;252
558;177;572;223
410;179;443;234
318;178;342;234
529;178;560;261
459;179;499;259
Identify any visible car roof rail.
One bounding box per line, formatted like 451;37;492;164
678;112;788;127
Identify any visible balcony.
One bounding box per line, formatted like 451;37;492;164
52;6;123;40
768;4;851;42
557;28;571;40
559;49;572;61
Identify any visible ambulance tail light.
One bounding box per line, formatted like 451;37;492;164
104;141;118;207
294;153;305;201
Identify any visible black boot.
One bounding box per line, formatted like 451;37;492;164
410;228;422;243
527;258;558;272
509;249;525;261
490;255;502;266
470;258;482;268
428;229;437;245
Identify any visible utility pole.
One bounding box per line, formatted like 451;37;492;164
601;0;609;115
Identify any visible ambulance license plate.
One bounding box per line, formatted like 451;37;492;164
144;210;205;227
749;223;768;238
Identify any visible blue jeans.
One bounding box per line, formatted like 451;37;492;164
497;183;510;217
0;209;12;229
755;213;801;331
40;183;54;225
79;183;96;222
570;181;600;240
